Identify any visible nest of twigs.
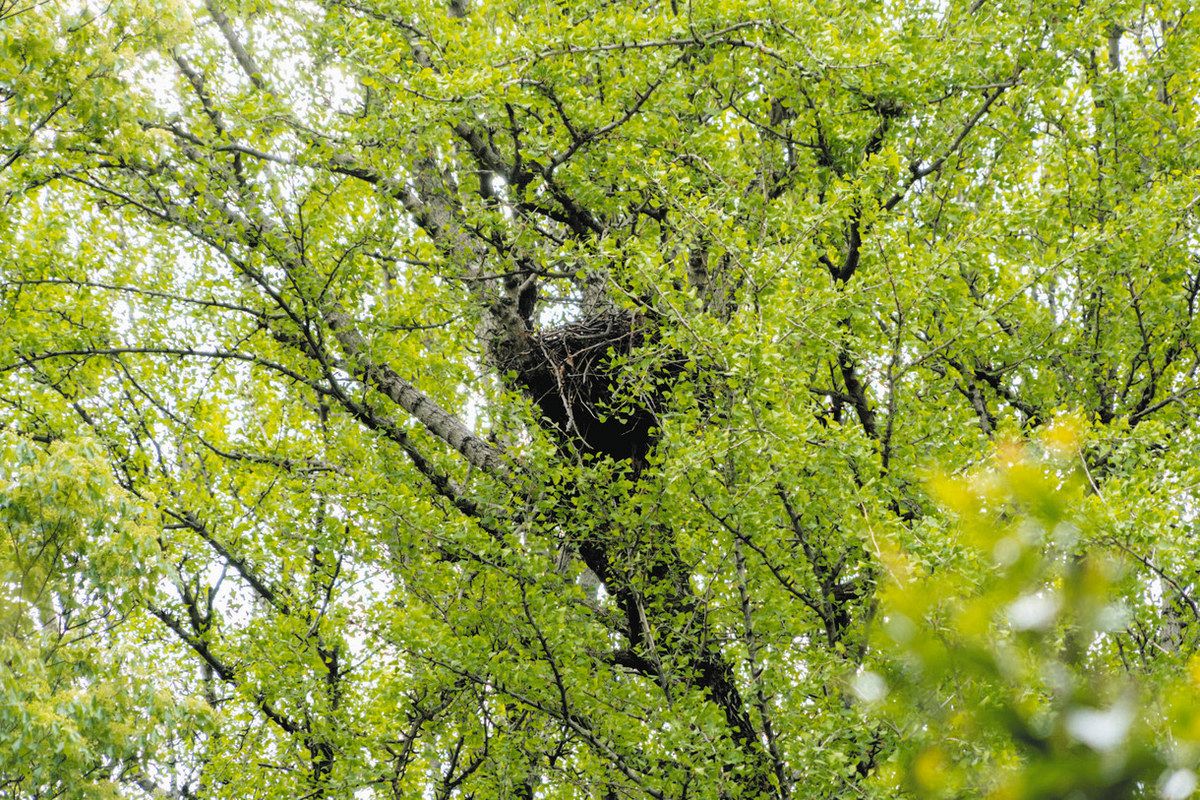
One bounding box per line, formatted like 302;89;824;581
501;310;666;463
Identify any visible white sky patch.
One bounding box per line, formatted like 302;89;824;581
1007;589;1060;631
1066;699;1134;752
851;669;888;703
1161;769;1199;800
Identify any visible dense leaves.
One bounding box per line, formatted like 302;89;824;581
871;425;1200;799
1;0;1199;797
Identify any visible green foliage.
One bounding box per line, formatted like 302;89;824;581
0;0;1199;797
867;423;1200;799
0;434;187;798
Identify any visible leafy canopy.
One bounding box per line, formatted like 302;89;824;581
1;0;1199;798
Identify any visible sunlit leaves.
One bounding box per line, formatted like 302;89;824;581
2;0;1200;797
869;425;1200;799
0;433;176;798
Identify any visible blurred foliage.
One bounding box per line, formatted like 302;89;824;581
0;434;203;797
866;422;1200;799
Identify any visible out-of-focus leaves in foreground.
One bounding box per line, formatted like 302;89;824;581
865;421;1200;799
0;434;203;798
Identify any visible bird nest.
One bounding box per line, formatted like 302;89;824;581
500;310;667;463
